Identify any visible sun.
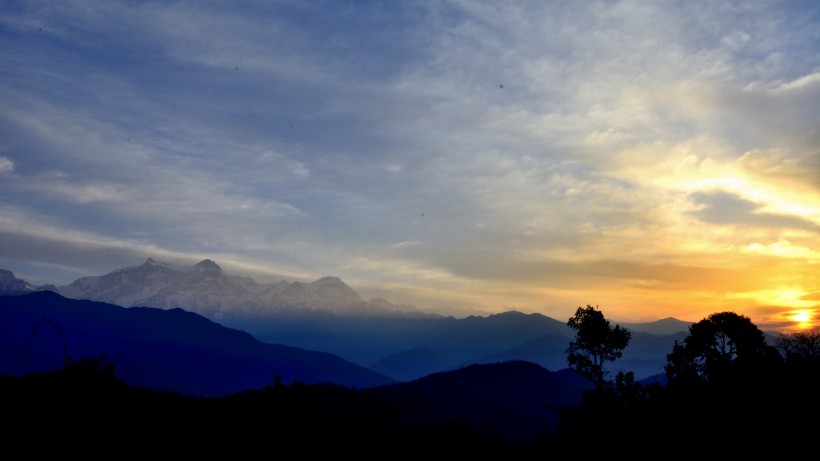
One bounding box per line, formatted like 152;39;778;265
792;310;811;323
789;309;815;329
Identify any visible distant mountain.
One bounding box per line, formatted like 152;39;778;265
467;332;576;373
370;346;452;382
0;269;36;296
617;317;693;335
0;291;395;396
362;312;688;382
258;310;576;376
52;258;434;327
419;304;494;318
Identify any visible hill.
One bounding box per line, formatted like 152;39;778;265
1;358;590;458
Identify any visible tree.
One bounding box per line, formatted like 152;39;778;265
566;305;631;389
664;311;777;384
776;327;820;363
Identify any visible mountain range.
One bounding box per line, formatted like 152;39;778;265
2;259;694;383
53;257;426;319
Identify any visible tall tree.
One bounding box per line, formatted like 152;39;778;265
566;305;631;389
664;311;777;383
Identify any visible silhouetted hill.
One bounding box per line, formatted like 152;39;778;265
372;360;592;444
1;358;591;459
0;291;395;396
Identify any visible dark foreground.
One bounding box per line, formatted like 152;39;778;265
4;357;819;459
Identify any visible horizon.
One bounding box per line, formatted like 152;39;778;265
1;2;818;333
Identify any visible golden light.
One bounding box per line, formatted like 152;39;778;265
791;310;811;323
741;287;815;309
788;309;816;330
743;240;818;259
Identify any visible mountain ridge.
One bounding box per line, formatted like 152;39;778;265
50;258;434;322
0;290;396;396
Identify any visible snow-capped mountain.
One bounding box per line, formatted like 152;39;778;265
54;258;419;321
0;269;36;296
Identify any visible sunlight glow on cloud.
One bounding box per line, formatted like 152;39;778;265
733;287;818;310
743;240;820;261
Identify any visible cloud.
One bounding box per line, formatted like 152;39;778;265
25;174;127;203
689;190;819;231
0;156;12;174
743;240;820;261
736;149;820;198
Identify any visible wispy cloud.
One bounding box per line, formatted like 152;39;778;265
0;156;13;174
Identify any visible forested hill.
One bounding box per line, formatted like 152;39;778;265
1;359;581;458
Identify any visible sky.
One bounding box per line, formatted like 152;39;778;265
1;1;818;332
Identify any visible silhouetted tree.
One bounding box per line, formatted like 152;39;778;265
65;354;115;375
664;311;778;384
566;305;631;389
553;310;817;457
776;327;820;363
774;327;820;409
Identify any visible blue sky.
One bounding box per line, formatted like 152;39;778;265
1;1;819;329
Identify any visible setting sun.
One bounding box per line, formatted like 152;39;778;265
789;309;815;329
791;310;811;323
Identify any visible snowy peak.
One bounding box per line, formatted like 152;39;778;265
316;276;343;283
274;276;365;311
52;258;397;319
0;269;36;296
193;259;222;273
308;276;365;308
138;257;173;270
311;276;361;297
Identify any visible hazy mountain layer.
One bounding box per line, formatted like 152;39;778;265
0;291;395;396
258;309;691;381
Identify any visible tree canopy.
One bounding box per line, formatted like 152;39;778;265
664;311;778;384
566;305;631;388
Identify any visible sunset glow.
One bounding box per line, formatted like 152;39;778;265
1;1;818;333
791;310;812;324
